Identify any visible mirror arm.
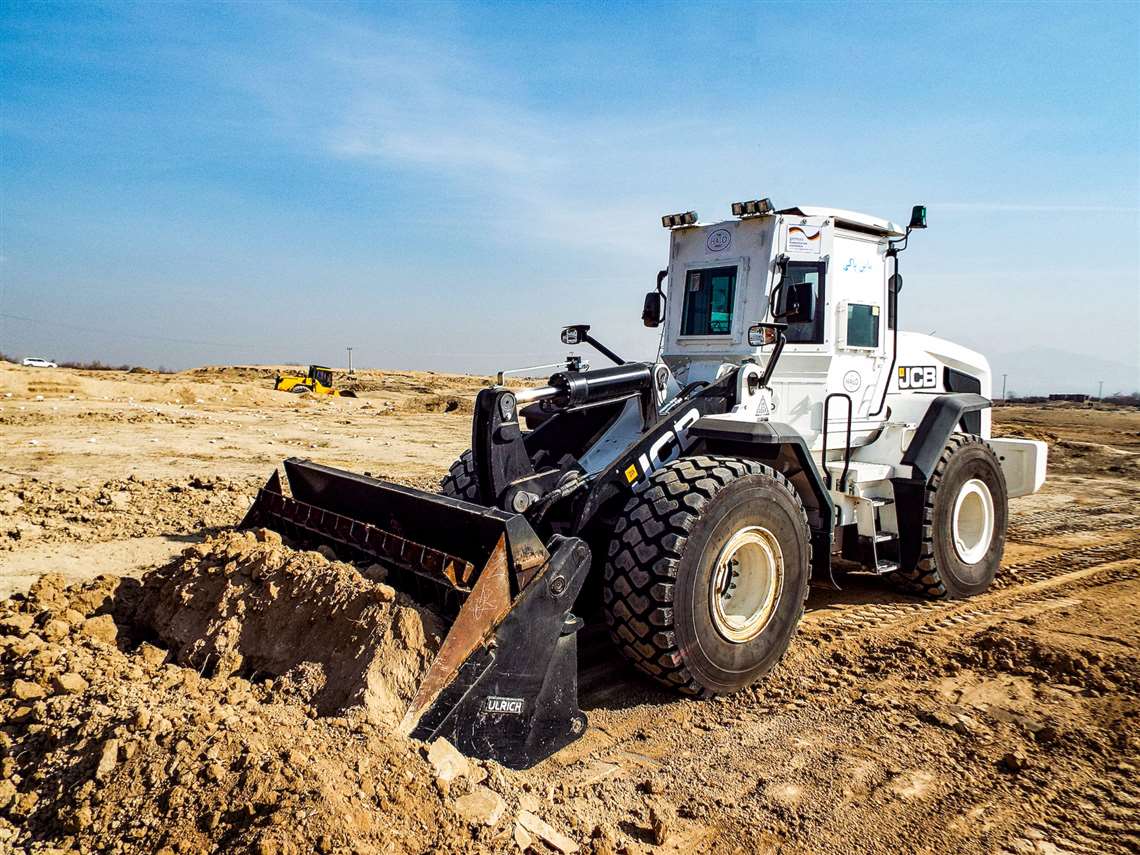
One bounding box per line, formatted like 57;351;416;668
888;227;911;256
583;333;624;367
768;254;791;320
655;269;668;324
758;330;787;388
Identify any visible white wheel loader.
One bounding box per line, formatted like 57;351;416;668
243;199;1047;768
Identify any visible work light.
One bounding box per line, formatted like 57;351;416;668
731;198;774;218
661;211;698;228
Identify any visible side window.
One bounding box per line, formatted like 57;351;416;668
783;261;826;344
844;303;881;348
680;266;737;336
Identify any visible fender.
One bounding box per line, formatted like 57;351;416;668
901;393;990;482
686;417;836;586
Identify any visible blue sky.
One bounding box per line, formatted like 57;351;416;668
1;1;1137;391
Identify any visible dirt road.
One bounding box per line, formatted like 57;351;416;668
1;362;1137;854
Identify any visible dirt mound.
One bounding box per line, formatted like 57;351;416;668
0;541;556;854
182;365;281;381
393;394;474;414
0;577;464;853
131;530;444;728
1050;439;1140;476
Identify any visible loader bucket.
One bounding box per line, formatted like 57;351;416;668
240;458;590;769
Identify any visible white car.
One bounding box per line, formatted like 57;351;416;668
21;357;58;368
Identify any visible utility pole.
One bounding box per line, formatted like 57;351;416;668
346;347;354;375
1098;380;1103;400
1001;373;1007;401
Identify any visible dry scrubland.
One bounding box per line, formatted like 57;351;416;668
0;361;1138;855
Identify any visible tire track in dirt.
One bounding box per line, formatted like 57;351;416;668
1025;764;1140;855
801;534;1140;641
1008;500;1140;540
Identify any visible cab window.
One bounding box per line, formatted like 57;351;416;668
782;261;826;344
680;266;736;336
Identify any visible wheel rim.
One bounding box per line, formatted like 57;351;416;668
952;478;995;565
709;526;784;643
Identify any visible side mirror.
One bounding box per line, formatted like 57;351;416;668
888;272;903;294
561;324;590;346
748;322;787;347
642;291;664;327
785;281;815;323
908;205;927;230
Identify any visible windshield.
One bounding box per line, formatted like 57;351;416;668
680;266;737;336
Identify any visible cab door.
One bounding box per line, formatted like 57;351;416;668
829;233;889;424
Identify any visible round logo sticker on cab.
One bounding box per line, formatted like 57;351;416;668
706;228;732;252
843;370;861;392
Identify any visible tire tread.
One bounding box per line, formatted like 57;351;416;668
439;450;480;501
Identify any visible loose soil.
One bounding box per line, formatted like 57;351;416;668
1;362;1137;854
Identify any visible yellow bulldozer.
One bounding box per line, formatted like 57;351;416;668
273;365;357;397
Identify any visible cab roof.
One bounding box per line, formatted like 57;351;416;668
777;206;905;238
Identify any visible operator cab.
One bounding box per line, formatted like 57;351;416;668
650;201;917;452
310;366;333;387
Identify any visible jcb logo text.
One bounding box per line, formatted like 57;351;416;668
898;365;938;390
628;407;701;484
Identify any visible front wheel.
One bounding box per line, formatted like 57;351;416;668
603;456;811;696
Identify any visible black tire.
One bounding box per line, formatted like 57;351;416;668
603;455;811;697
439;449;480;501
291;385;310;394
892;434;1008;599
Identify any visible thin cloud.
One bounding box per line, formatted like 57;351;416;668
934;202;1139;213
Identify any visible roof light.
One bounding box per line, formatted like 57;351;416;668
731;198;774;218
661;211;698;229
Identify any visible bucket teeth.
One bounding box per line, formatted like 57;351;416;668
245;487;477;592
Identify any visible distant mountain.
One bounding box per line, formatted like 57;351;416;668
990;348;1139;398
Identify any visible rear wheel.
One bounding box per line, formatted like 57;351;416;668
603;455;811;696
892;434;1008;599
439;450;480;501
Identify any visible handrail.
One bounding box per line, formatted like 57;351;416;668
822;393;854;492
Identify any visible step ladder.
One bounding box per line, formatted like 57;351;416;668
858;497;899;575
